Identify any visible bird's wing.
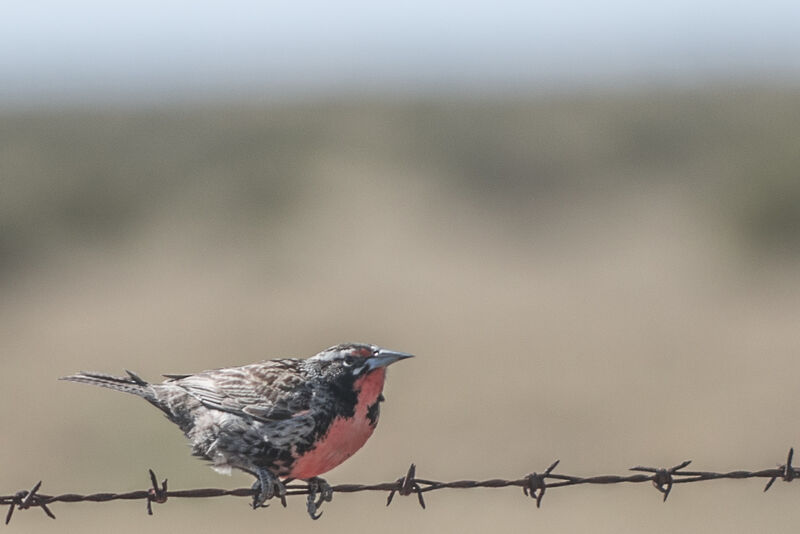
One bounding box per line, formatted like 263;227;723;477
173;360;312;422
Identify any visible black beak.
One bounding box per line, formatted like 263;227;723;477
367;349;414;370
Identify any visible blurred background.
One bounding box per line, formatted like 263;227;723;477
2;1;800;532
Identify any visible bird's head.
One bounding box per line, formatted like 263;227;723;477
310;343;414;380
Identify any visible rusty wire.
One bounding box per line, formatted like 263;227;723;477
2;448;798;525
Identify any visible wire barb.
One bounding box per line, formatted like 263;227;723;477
145;469;168;516
3;449;800;524
386;463;426;509
4;481;56;525
631;460;692;502
523;460;560;508
764;448;795;492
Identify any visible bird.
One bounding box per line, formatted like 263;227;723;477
61;343;413;518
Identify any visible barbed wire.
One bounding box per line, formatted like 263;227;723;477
2;448;798;525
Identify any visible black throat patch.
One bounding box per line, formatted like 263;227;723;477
366;399;381;427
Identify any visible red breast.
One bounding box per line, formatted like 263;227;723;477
288;368;387;479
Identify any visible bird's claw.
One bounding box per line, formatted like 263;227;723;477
306;477;333;519
252;469;287;509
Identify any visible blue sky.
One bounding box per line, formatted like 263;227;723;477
2;1;800;106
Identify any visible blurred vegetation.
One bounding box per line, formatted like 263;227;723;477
1;88;799;277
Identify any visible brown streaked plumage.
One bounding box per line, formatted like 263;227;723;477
61;343;413;519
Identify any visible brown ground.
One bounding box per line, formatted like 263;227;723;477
2;91;799;532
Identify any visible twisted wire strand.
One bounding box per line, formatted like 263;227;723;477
2;448;797;524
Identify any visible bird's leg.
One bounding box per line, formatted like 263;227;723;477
305;477;333;520
251;468;287;509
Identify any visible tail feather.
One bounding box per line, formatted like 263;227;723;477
60;371;155;401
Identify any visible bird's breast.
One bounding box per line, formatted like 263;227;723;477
288;368;386;479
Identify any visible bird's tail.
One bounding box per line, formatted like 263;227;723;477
60;370;157;402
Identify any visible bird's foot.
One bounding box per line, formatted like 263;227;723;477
251;469;287;509
306;477;333;520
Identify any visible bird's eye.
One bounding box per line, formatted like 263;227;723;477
343;356;356;367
